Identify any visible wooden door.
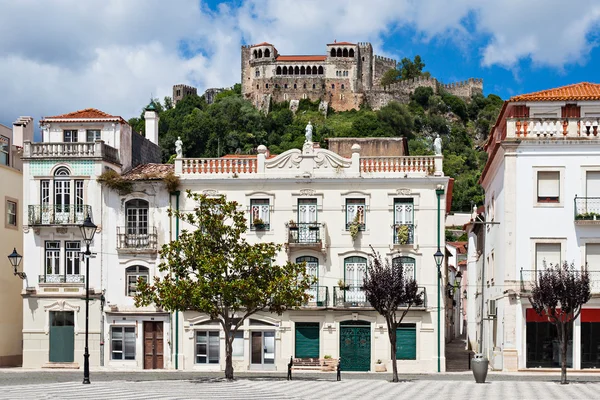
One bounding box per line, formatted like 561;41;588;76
143;321;164;369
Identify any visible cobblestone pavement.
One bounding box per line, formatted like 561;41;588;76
0;377;599;400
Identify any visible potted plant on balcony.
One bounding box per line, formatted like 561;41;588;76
253;218;266;230
348;214;362;241
396;225;410;245
288;219;297;229
337;279;350;291
375;359;387;372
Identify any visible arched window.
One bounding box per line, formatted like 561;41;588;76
47;166;84;224
362;56;365;61
336;71;339;77
341;84;345;90
124;199;149;247
330;48;336;57
282;66;288;75
312;84;316;89
349;49;355;57
253;50;257;58
392;256;416;280
336;48;342;57
296;256;319;301
54;166;70;177
317;66;323;74
343;48;348;57
256;85;259;89
276;66;281;75
300;66;305;74
294;66;300;75
255;69;260;77
264;48;270;57
312;66;318;74
258;49;263;58
294;84;297;89
126;265;149;296
306;66;312;75
266;84;269;89
289;66;294;75
331;84;335;89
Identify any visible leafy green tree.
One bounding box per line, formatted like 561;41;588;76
377;102;415;139
135;193;313;380
362;248;424;382
381;68;400;88
399;55;428;80
411;87;434;108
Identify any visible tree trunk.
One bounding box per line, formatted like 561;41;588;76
560;322;568;385
224;335;234;381
388;324;398;382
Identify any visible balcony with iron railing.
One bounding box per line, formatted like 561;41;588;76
117;227;158;253
22;140;120;165
28;205;92;226
521;269;600;293
393;223;414;245
574;196;600;224
302;286;330;307
333;285;427;308
39;274;85;284
285;223;328;257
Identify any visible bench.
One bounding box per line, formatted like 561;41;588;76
290;357;338;372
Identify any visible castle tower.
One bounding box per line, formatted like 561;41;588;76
357;43;373;91
172;84;197;105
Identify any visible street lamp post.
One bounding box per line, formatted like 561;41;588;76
79;216;97;385
434;184;445;373
8;248;25;279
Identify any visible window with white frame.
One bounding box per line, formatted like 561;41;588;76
86;130;101;142
196;331;220;364
0;135;9;166
250;199;270;230
45;241;61;275
537;171;560;203
63;130;78;142
346;198;365;230
535;243;561;270
585;243;600;270
111;326;136;360
392;256;416;280
6;199;17;227
65;241;81;276
394;198;414;245
126;266;149;297
232;331;244;357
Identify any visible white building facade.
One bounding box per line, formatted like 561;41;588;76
478;82;600;371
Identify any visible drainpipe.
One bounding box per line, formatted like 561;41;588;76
173;190;181;369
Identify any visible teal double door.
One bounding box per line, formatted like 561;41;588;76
340;321;371;371
49;311;75;363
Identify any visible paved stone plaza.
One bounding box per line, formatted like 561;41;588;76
0;372;599;400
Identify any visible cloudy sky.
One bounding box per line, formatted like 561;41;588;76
1;0;600;129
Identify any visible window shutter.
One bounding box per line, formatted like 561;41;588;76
536;243;561;270
538;171;559;198
586;243;600;271
586;172;600;198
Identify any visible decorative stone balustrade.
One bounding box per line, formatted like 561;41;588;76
175;143;442;178
22;140;120;164
506;118;600;139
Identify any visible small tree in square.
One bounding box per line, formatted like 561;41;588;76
362;247;424;382
529;261;591;384
135;192;313;381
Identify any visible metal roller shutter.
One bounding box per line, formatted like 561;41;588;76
295;322;320;358
396;324;416;360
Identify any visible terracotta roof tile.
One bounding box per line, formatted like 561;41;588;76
122;163;174;181
447;241;468;254
327;41;356;46
276;55;327;62
42;108;126;123
510;82;600;102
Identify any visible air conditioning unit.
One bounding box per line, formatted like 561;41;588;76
488;299;497;317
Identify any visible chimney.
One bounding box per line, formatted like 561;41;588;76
144;102;159;145
12;116;34;147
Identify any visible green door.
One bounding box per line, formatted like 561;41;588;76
396;324;416;360
295;322;320;358
49;311;75;363
340;321;371;371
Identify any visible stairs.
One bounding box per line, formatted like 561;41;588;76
445;336;472;372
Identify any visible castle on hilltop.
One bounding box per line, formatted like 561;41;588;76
241;41;483;112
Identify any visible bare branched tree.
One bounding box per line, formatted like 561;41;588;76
362;247;424;382
529;261;591;384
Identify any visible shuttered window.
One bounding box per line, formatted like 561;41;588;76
586;243;600;271
535;243;561;270
295;322;319;358
396;324;416;360
537;171;560;202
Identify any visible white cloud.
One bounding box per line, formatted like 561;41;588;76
1;0;600;128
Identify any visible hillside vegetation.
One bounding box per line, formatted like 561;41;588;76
129;84;502;212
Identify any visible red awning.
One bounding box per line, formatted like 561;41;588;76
581;309;600;322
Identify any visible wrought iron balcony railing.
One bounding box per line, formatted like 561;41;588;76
28;205;92;226
303;286;329;307
521;269;600;293
574;196;600;222
393;223;414;245
287;222;323;244
333;285;427;308
39;274;85;284
117;227;158;250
